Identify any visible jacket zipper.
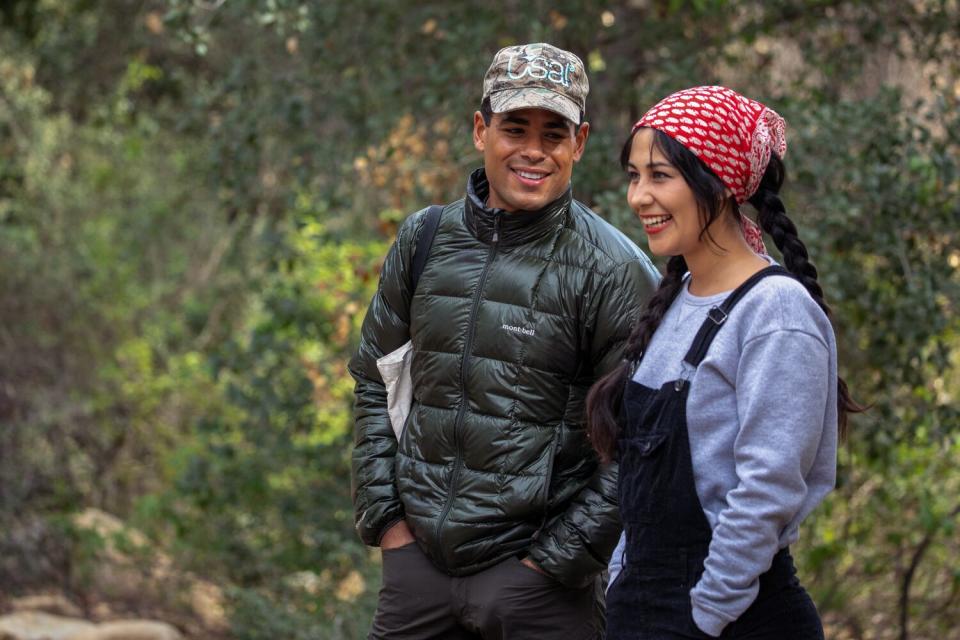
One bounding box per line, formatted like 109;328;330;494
434;213;501;565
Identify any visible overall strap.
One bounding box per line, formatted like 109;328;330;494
682;266;792;368
410;205;443;292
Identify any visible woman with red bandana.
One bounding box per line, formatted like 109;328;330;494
586;87;861;638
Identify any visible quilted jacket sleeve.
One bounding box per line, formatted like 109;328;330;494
348;211;424;546
527;257;660;587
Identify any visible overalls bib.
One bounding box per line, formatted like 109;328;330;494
606;267;824;639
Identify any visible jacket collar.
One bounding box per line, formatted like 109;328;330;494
464;168;570;247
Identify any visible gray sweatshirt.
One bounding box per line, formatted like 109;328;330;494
608;272;838;637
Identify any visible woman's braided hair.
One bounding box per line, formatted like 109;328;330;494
749;154;862;438
586;129;861;462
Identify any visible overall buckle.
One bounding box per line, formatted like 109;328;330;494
707;306;728;325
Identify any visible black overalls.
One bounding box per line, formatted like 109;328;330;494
606;268;824;639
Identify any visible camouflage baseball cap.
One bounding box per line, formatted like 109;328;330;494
482;42;588;124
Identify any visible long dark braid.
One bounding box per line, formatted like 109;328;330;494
586;255;687;462
750;154;864;438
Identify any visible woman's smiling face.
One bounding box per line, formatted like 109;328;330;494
626;128;707;259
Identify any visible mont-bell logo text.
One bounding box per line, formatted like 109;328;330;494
502;323;535;337
507;53;576;88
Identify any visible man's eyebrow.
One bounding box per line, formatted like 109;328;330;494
499;115;571;131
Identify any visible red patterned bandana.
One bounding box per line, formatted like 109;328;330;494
633;86;787;254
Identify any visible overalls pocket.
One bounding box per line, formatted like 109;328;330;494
618;431;670;524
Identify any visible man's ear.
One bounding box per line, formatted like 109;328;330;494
572;121;590;162
473;111;487;152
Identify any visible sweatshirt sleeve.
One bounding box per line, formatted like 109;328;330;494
607;530;627;593
690;327;832;637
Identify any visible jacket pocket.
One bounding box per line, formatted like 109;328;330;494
538;424;563;516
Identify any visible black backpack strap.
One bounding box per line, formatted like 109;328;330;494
682;266;792;368
410;205;443;293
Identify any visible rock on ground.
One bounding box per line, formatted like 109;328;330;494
0;611;96;640
7;596;82;619
67;620;183;640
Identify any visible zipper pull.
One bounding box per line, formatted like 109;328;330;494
492;214;501;244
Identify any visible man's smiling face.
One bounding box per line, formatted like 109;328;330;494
473;107;589;212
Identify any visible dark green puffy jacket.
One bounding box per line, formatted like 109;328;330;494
350;169;660;587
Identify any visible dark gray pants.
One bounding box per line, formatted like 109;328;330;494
369;542;602;640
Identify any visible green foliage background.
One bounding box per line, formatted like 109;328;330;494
1;1;958;638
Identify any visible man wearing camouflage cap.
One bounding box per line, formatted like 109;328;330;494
351;42;659;639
